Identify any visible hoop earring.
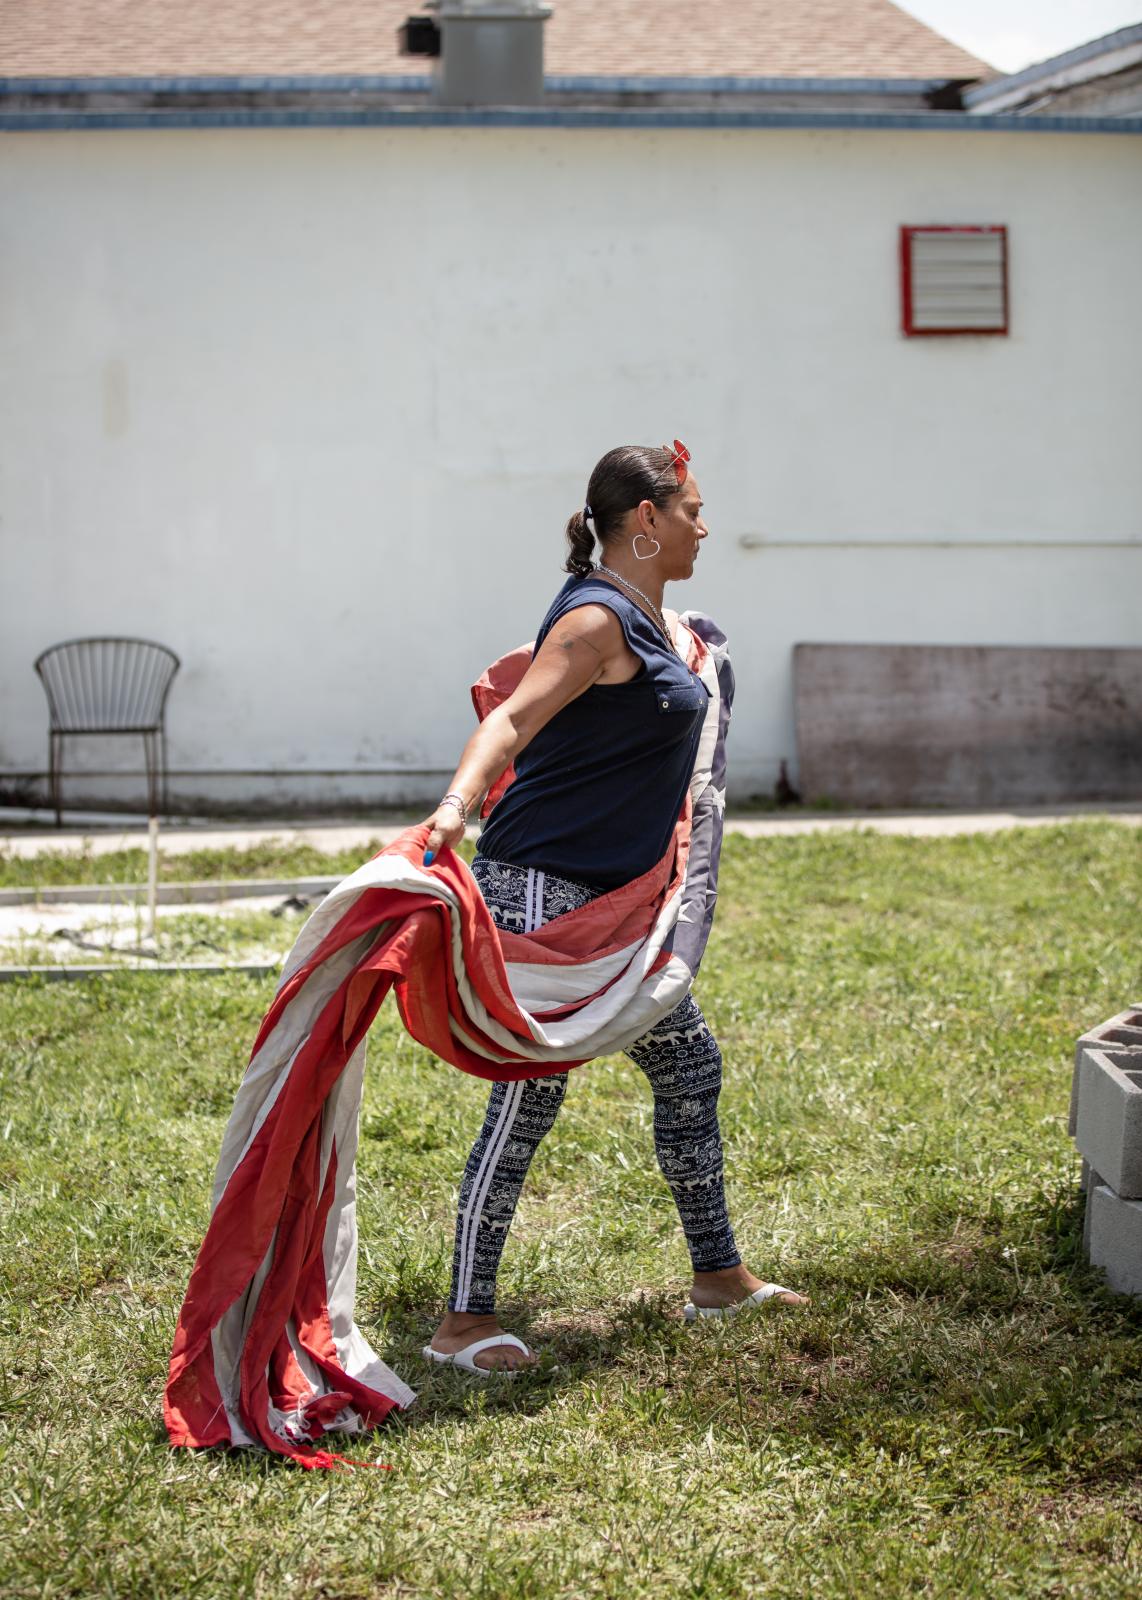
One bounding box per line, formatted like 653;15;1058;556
632;533;661;560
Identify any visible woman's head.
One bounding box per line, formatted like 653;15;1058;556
565;444;702;580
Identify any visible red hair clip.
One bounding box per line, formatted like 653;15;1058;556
663;438;691;484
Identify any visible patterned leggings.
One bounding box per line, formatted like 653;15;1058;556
449;857;741;1313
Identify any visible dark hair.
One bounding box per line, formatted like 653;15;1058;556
564;445;685;577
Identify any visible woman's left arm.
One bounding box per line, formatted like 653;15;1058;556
420;605;625;861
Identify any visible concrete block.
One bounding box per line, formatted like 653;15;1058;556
1089;1185;1142;1297
1075;1048;1142;1199
1068;1004;1142;1136
1082;1165;1103;1257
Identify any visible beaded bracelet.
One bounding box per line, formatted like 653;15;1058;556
437;791;469;826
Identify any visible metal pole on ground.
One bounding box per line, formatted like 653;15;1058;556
147;815;159;944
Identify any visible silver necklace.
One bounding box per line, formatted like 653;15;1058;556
595;563;672;643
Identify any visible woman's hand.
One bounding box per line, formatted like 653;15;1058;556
422;801;467;865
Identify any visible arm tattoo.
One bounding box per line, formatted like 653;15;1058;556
557;629;602;658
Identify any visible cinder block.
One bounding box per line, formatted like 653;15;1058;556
1068;1004;1142;1137
1089;1184;1142;1297
1083;1165;1103;1256
1075;1048;1142;1199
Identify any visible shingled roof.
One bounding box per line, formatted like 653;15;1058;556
1;0;993;82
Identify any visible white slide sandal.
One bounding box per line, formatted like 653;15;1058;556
683;1284;804;1323
421;1332;533;1376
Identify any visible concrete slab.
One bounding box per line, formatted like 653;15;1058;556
0;892;302;938
794;643;1142;807
0;893;304;970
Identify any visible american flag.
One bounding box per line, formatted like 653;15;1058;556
164;614;733;1468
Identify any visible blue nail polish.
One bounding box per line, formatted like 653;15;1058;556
424;850;435;865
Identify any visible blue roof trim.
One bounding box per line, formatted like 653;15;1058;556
0;74;433;94
546;74;954;94
965;22;1142;106
2;107;1140;133
0;71;954;98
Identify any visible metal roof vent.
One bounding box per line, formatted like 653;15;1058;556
428;0;553;106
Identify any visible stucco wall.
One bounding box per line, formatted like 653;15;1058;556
1;124;1140;812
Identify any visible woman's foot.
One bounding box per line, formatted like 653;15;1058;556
690;1263;809;1309
429;1310;538;1371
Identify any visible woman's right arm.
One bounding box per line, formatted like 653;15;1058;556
421;604;630;861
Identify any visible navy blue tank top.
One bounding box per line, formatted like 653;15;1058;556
476;575;710;891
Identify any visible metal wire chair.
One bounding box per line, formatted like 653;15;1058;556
34;637;181;825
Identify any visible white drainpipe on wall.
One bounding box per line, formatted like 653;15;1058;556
430;0;553;106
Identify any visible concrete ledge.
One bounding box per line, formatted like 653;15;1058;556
0;962;278;982
1068;1005;1142;1136
1089;1185;1142;1296
1075;1047;1142;1198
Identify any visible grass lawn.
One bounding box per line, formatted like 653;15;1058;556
0;837;395;890
1;822;1140;1599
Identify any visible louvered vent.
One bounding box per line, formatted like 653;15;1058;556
900;226;1008;337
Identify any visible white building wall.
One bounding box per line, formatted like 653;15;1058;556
1;124;1140;811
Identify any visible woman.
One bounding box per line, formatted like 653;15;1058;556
419;442;807;1375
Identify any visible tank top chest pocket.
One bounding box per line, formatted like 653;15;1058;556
654;678;709;715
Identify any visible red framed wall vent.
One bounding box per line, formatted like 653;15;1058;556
900;225;1009;337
